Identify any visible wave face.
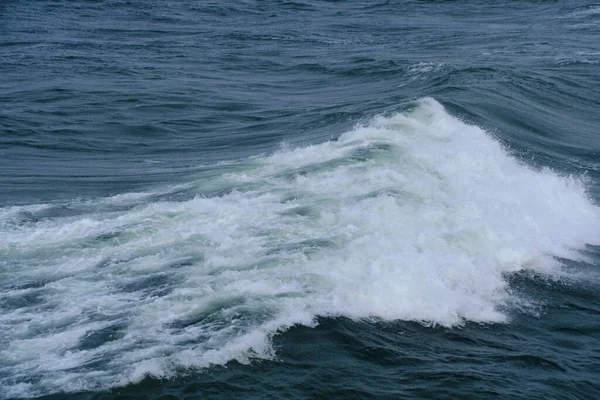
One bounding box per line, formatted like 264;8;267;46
1;98;598;398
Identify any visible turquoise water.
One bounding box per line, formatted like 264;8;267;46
1;1;600;399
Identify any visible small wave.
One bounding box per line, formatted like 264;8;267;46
564;5;600;19
407;62;446;74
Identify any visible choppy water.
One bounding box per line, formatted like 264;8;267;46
2;1;600;399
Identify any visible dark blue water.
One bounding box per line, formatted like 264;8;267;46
2;1;600;399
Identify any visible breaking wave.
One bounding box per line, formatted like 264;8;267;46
1;98;599;398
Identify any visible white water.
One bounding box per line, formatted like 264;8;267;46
1;98;599;398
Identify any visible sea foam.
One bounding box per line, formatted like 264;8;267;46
1;98;599;398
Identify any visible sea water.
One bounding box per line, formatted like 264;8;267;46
1;1;600;399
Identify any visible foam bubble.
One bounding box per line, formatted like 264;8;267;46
1;98;599;398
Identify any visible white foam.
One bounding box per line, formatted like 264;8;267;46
565;5;600;18
407;61;446;74
1;98;599;398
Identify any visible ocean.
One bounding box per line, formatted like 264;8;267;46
1;1;600;399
